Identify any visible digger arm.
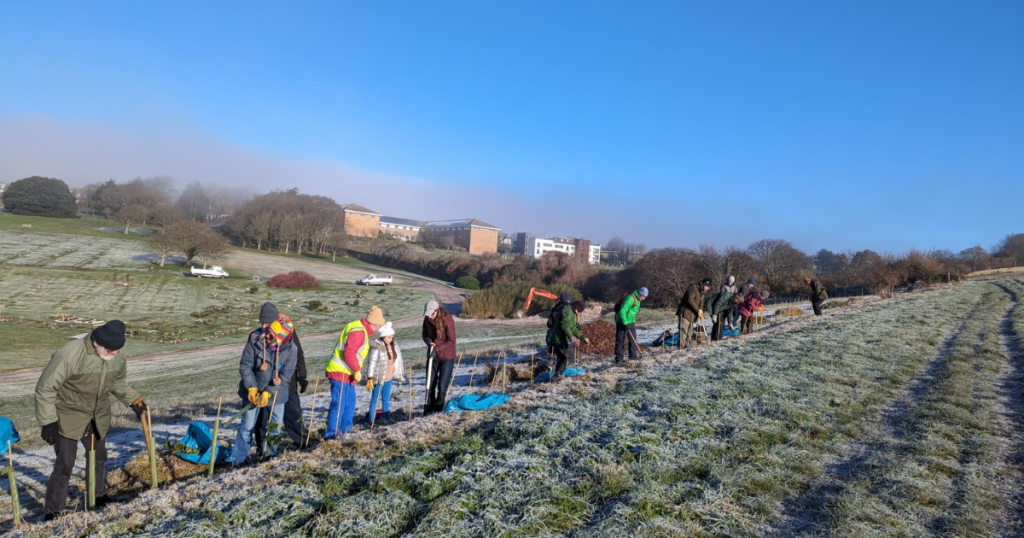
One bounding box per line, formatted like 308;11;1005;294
522;287;560;312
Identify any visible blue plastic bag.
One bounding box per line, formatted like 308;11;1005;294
444;393;510;414
174;421;231;465
0;417;20;450
534;367;587;383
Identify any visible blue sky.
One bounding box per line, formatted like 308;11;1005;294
1;1;1021;253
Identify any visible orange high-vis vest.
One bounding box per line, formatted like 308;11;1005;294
327;319;369;376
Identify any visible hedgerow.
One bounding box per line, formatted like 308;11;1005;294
266;271;321;289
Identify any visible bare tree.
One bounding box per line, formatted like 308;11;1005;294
177;182;212;221
148;229;177;267
746;238;808;291
113;204;150;234
163;220;210;265
149;203;186;228
994;233;1024;266
195;230;231;269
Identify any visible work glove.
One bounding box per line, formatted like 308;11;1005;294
353;370;362;383
299;379;309;393
366;378;375;392
41;422;59;446
130;396;149;420
257;390;271;408
247;387;260;406
698;309;703;319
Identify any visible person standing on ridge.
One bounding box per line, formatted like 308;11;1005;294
806;277;828;315
676;279;711;348
35;320;147;520
422;300;457;414
614;287;648;363
325;306;385;439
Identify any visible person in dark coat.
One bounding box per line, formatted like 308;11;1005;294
676;278;711;348
805;277;828;315
422;300;457;414
708;278;736;341
253;304;309;453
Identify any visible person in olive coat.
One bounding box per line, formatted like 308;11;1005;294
35;320;147;519
805;277;828;315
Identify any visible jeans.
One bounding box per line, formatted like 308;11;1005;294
45;421;106;516
325;379;356;439
233;402;284;465
367;380;393;423
614;322;638;361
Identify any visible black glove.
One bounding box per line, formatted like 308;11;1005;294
130;397;148;420
41;422;59;445
299;379;309;393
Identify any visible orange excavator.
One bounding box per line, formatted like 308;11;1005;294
516;287;560;318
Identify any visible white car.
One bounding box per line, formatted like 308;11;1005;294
357;274;392;286
191;266;229;279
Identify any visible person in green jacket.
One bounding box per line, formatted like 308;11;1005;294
615;287;648;363
550;299;588;380
35;320;148;520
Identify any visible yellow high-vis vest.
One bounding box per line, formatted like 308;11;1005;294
327;319;370;376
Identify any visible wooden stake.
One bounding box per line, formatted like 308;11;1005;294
305;375;320;448
263;390;279;457
501;350;507;394
468;352;479;389
7;441;19;525
209;397;222;477
88;433;96;510
530;352;535;385
407;364;413;421
146;408;158;490
445;352;465;407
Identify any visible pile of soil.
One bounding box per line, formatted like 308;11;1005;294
579;320;649;357
774;306;807;317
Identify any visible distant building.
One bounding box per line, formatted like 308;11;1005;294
379;216;425;241
421;218;500;255
513;232;532;255
527;236;601;265
340;203;381;237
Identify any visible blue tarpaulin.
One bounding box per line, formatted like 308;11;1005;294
0;417;20;450
534;367;587;383
444;393;510;414
174;421;232;465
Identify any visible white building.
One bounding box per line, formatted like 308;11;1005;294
527;236;601;265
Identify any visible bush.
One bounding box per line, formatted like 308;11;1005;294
266;271;321;289
2;176;79;218
462;282;581;319
308;300;323;311
454;276;481;290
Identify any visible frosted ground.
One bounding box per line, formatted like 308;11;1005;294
7;281;1017;537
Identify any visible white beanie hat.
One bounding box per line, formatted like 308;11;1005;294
379;321;395;338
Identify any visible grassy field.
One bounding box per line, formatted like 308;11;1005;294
10;280;1021;537
0;212;153;238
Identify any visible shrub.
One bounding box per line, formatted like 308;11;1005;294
454;276;481;290
308;300;323;311
2;176;79;218
266;271;321;289
462;282;581;319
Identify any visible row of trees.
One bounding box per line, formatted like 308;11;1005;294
147;220;230;267
83;178;249;230
223;190;349;257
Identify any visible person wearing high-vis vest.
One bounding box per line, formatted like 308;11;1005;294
325;306;386;439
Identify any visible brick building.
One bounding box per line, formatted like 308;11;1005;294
421;218;500;255
340;204;382;237
379;216;425;241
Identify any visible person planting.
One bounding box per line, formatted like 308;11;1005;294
35;320;147;520
422;300;457;414
255;304;308;454
232;302;297;465
614;287;648;363
806;277;828;315
325;306;385;438
675;278;712;348
549;299;588;380
364;321;406;424
739;291;769;334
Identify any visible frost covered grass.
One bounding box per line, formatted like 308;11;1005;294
11;282;1013;537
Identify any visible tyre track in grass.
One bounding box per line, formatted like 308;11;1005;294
766;297;985;537
992;281;1024;537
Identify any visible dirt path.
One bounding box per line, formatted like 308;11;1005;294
993;283;1024;537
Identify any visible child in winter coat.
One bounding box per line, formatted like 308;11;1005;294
738;291;769;335
365;322;405;424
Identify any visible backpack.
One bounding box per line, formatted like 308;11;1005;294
612;292;629;314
